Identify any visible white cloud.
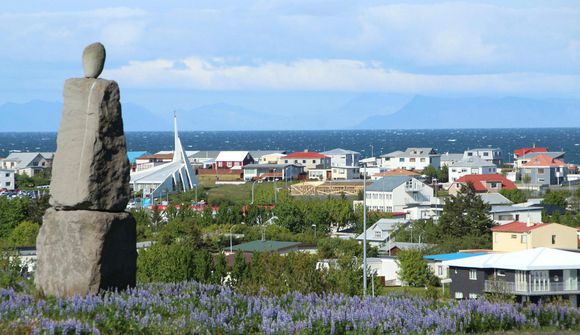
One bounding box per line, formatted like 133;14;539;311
105;57;580;94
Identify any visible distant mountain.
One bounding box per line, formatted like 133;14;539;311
176;103;294;130
356;96;580;129
0;100;165;132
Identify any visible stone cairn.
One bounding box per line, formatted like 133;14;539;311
35;43;137;297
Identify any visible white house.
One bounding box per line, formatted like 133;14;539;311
242;163;304;181
380;148;441;171
356;218;410;247
449;156;497;182
215;151;255;169
331;166;360;180
0;169;15;190
322;148;360;167
463;148;502;166
0;152;52;177
365;176;435;213
489;205;543;225
278;151;331;171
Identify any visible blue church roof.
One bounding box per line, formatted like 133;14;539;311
127;151;149;164
423;252;489;261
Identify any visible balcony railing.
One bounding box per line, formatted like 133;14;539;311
484;280;580;295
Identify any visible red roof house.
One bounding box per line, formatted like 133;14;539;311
522;155;566;167
513;147;548;159
279;151;331;171
491;221;546;233
449;173;517;195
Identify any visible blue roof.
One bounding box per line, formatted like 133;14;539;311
367;176;412;192
424;252;489;261
128;151;149;163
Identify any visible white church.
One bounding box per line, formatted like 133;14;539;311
130;115;197;200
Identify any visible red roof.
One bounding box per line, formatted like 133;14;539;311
283;152;328;159
491;221;546;233
513;147;547;158
455;174;517;192
523;154;566;167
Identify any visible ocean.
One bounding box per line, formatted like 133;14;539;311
1;128;579;164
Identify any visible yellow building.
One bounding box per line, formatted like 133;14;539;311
492;221;578;252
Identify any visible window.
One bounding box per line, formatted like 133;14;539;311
5;182;10;186
552;235;556;244
496;269;506;277
437;266;443;276
468;293;478;299
303;160;306;164
469;269;477;280
4;173;8;177
489;182;498;188
420;158;426;162
226;162;232;167
511;234;517;239
374;231;382;239
312;160;316;163
467;152;473;156
538;168;545;174
521;235;527;244
455;292;464;299
538;178;545;182
409;158;416;162
284;160;288;163
483;152;489;156
399;158;405;162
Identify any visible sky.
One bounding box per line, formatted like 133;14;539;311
0;0;579;127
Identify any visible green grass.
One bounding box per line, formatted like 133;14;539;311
204;181;294;205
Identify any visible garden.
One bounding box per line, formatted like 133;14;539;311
1;281;579;334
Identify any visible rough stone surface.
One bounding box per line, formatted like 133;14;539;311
49;78;130;211
35;208;137;297
82;42;106;78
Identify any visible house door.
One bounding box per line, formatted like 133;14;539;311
531;271;549;292
564;270;578;291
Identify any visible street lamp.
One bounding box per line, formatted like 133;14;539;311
229;222;245;253
312;224;317;239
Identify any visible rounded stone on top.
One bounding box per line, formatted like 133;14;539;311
82;42;106;79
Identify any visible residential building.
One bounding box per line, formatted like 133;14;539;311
0;169;15;190
380;148;441;170
489;205;543;225
188;151;221;166
440;153;464;167
444;248;580;306
515;151;565;169
355;218;410;248
226;240;315;256
322;148;360;167
424;252;489;280
479;193;513;206
448;174;517;196
367;256;402;286
331;166;360;180
365;176;435;213
308;168;331;181
135;152;174;171
491;221;578;252
242;163;304;181
0;152;52;177
279;151;331;171
513;147;548;160
215;151;254;169
257;152;287;164
463;148;502;166
380;242;433;256
521;154;568;186
372;168;420;180
449;157;497;182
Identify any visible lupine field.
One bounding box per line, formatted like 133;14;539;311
0;281;578;334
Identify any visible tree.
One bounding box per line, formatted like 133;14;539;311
194;250;213;283
231;251;248;285
436;183;495;251
136;242;196;283
397;249;439;287
211;253;228;285
542;190;569;208
422;165;438;180
8;221;40;247
500;189;528;204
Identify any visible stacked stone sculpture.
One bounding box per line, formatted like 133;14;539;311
35;42;137;297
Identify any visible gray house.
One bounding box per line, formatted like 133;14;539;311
521;154;568;186
443;248;580;306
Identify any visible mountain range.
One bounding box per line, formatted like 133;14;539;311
1;95;579;131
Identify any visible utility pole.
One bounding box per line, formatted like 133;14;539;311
363;164;368;296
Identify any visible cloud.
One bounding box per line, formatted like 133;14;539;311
105;57;580;95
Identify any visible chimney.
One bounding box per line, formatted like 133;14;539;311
526;216;533;227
